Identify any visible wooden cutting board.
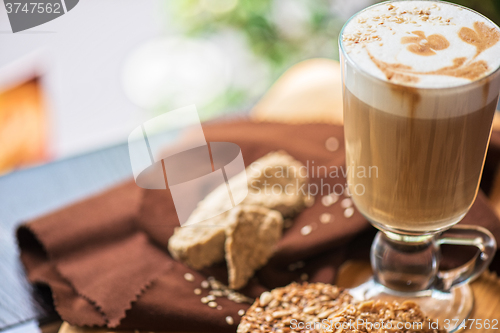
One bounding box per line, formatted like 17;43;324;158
57;58;500;333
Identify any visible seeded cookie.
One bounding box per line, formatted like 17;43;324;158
237;282;353;333
319;300;446;333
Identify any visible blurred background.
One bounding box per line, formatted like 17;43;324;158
0;0;499;175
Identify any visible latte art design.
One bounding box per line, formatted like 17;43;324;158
401;31;450;56
459;21;500;58
341;1;500;87
367;21;499;83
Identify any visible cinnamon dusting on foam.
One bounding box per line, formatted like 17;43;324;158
363;19;498;84
458;21;500;58
366;51;420;84
342;2;452;49
427;57;489;80
342;1;500;87
367;49;490;83
401;31;449;56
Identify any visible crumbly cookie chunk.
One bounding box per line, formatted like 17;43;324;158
245;150;309;217
168;151;308;271
168;221;227;270
225;206;283;290
237;282;353;333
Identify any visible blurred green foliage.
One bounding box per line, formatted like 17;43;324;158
163;0;346;117
169;0;344;73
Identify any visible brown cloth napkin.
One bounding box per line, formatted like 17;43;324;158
17;120;500;332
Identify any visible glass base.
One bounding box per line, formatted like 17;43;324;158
349;278;473;333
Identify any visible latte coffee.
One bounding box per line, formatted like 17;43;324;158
340;1;500;233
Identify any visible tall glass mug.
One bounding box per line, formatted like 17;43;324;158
339;0;500;330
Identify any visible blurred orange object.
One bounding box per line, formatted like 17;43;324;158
0;77;49;175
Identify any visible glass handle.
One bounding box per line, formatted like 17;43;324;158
435;225;496;292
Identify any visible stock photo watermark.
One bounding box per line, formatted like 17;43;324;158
127;105;248;227
3;0;79;32
248;161;379;197
291;318;427;332
290;318;499;332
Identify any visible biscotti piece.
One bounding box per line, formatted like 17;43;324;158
225;206;283;290
237;282;353;333
320;300;446;333
244;150;310;217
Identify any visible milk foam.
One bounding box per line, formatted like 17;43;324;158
341;1;500;118
342;1;500;88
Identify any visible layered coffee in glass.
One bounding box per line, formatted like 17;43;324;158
340;1;500;330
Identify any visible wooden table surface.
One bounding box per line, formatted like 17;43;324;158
2;58;500;333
